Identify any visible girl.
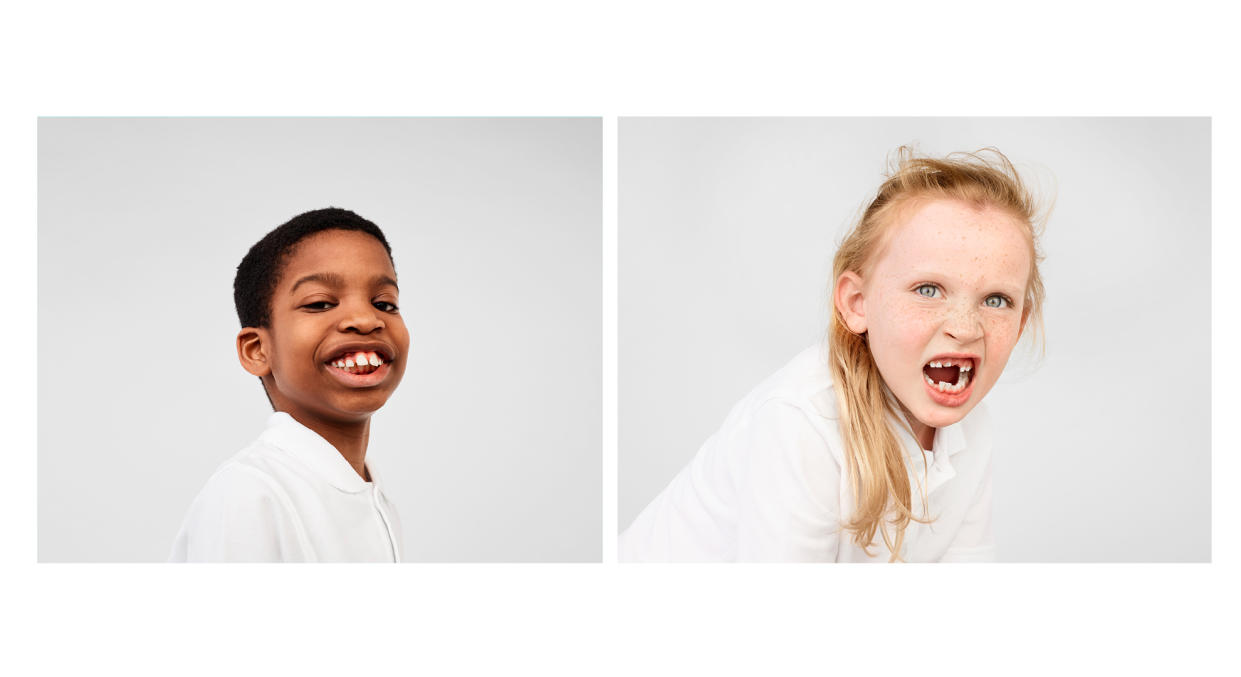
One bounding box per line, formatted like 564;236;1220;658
620;147;1045;562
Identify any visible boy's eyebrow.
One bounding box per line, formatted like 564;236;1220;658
289;273;400;294
290;272;346;294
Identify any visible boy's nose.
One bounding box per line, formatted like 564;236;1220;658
338;304;386;333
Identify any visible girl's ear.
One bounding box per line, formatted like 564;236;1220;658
237;327;273;378
834;270;868;334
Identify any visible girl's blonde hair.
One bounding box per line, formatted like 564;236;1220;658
828;146;1046;560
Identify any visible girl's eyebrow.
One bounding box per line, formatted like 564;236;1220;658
289;273;399;294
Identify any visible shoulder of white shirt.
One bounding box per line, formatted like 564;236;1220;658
735;344;839;421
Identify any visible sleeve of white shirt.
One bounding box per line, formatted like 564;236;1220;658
169;464;310;562
734;399;842;562
938;456;995;562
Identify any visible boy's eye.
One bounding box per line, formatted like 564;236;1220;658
984;295;1011;309
374;301;399;312
302;301;335;310
915;284;940;298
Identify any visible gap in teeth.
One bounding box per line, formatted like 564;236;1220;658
927;358;973;371
925;369;970;393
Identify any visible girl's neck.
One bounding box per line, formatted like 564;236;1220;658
912;423;935;451
900;409;936;451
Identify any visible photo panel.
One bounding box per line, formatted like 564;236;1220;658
39;117;602;562
619;117;1209;562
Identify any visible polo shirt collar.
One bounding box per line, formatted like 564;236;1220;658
933;418;967;459
882;408;968;498
917;418;966;497
260;412;375;493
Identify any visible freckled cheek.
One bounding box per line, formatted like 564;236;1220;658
874;304;939;363
982;316;1022;358
875;297;928;328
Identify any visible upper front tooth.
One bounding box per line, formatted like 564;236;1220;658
368;352;381;367
354;352;368;366
344;357;355;367
930;361;942;368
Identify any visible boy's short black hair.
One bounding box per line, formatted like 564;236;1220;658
234;207;394;329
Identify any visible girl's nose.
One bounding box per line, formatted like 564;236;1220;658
944;306;983;344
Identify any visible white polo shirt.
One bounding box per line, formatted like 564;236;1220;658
170;412;404;563
620;344;995;563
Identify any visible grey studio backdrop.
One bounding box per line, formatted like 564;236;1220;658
39;118;601;562
619;117;1210;562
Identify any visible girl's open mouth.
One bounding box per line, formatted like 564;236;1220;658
922;357;975;406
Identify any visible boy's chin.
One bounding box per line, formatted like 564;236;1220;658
327;393;396;420
290;391;396;424
266;376;401;424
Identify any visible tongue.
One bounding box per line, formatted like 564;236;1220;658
925;365;960;384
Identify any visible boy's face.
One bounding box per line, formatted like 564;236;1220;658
239;229;410;424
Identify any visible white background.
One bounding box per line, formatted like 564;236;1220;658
38;117;602;562
4;1;1236;675
619;117;1211;562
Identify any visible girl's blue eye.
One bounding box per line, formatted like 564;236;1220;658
915;284;939;298
984;295;1010;309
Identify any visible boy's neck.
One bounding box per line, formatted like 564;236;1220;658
284;410;372;480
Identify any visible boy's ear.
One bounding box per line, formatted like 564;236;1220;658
237;327;273;378
834;270;868;334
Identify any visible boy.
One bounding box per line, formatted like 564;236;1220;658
170;208;410;562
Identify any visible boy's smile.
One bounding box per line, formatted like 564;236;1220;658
239;229;410;425
323;343;396;388
836;198;1031;448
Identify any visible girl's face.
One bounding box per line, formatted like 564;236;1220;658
837;198;1032;440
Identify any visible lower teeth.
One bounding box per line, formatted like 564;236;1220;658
926;372;969;393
